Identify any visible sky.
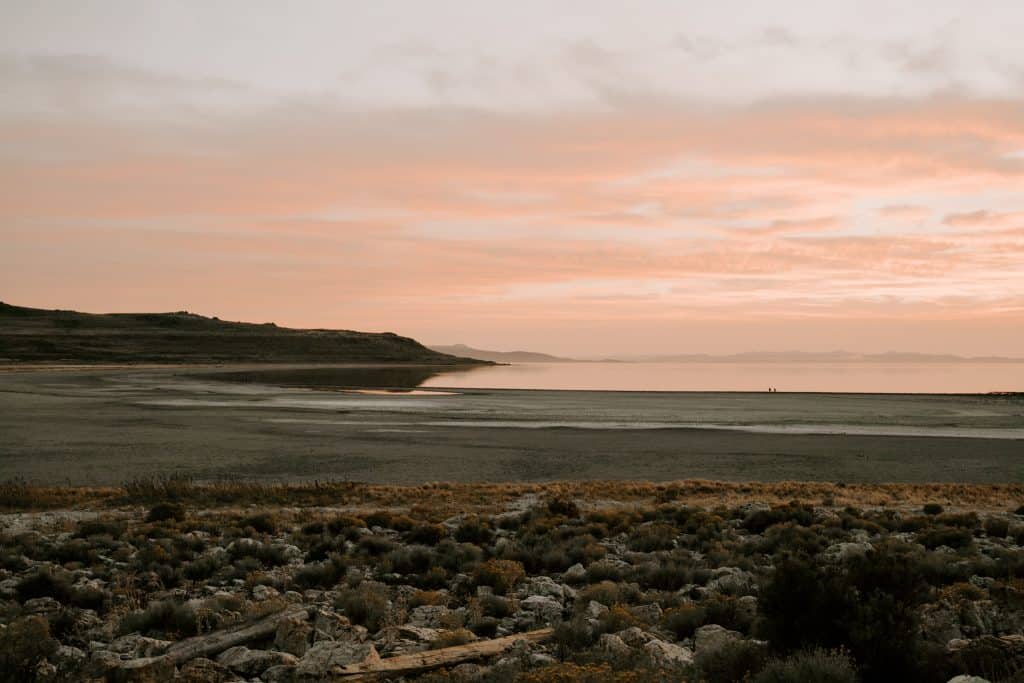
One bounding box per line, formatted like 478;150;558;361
1;1;1023;356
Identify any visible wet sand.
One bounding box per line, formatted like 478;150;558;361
1;366;1021;486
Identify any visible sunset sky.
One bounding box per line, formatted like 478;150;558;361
2;1;1023;356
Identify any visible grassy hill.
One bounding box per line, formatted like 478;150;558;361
0;302;482;365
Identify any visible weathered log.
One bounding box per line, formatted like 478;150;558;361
161;606;311;666
329;627;554;680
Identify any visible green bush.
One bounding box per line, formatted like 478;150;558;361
758;548;929;682
753;647;858;683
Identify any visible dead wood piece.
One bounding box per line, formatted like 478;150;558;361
161;606;312;666
331;627;554;680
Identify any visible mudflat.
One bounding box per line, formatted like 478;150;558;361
1;365;1022;486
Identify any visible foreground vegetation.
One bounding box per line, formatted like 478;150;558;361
1;479;1023;681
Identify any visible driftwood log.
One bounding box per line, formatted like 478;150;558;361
331;627;554;681
162;605;312;666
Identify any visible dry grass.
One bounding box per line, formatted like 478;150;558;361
2;475;1021;514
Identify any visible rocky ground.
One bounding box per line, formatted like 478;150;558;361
1;485;1023;682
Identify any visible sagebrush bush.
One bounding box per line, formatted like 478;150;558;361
119;599;200;637
753;647;858;683
0;616;58;683
472;559;525;595
335;584;390;631
697;639;769;683
146;502;185;523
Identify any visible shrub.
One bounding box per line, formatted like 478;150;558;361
663;604;706;639
576;581;623;610
0;616;58;683
918;526;973;550
293;555;348;589
454;517;493;545
409;590;449;608
119;599;200;637
922;503;944;516
743;503;815;534
146;502;186;523
430;628;475;649
240;513;277;534
759;548;929;682
335;584;390;631
546;497;581;518
628;522;677;552
404;523;446;545
983;517;1010;539
473;559;525;595
753;647;858;683
697;639;769;683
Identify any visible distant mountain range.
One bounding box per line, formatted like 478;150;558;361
622;351;1024;363
430;344;1023;364
428;344;585;363
0;302;486;365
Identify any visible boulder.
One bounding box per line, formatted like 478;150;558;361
694;624;742;656
643;639;694;668
562;563;587;584
217;646;298;677
105;634;173;658
312;609;366;643
275;613;314;656
295;641;380;677
518;595;563;625
597;633;633;660
519;576;571;601
178;657;234;683
409;605;451;629
707;567;755;594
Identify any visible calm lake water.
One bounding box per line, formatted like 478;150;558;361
418;362;1024;394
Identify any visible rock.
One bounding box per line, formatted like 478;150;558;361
264;663;298;683
275;613;314;656
252;584;280;601
93;654;175;683
643;639;695;668
530;652;557;666
409;605;451;629
519;576;570;601
562;563;587;584
312;609;366;643
628;603;663;624
584;600;608;620
296;641;380;677
519;595;563;625
217;646;298;677
374;625;439;656
824;541;873;563
50;645;87;679
106;634;173;658
735;595;758;624
23;597;62;618
947;677;991;683
616;626;655;648
179;657;234;683
694;624;742;656
707;567;755;594
597;633;633;660
969;575;996;590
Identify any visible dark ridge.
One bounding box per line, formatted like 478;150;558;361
0;301;486;365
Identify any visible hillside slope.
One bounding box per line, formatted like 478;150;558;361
0;302;481;364
429;343;578;363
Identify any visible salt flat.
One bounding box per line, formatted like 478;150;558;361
1;365;1021;485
